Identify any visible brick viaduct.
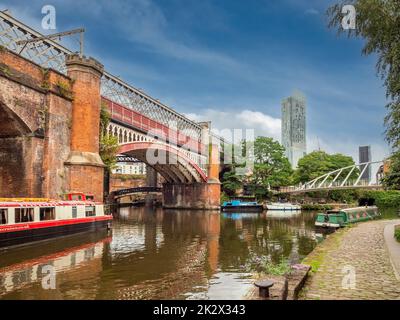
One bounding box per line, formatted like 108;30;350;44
0;48;220;209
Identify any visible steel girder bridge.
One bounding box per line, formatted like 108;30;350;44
277;160;385;195
0;11;224;183
111;187;162;199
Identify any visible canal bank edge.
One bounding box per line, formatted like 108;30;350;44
299;220;400;300
383;221;400;281
243;265;312;300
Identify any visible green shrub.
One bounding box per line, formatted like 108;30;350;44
264;258;291;276
395;228;400;243
220;192;229;205
243;254;291;276
360;190;400;208
301;204;333;211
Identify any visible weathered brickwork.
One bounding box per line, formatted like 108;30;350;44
0;48;104;200
65;165;104;200
0;136;44;197
66;55;103;154
110;175;146;192
0;47;220;207
64;54;105;201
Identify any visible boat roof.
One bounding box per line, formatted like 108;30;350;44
342;206;377;212
0;201;98;208
326;206;377;213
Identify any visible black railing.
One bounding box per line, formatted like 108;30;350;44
112;187;162;197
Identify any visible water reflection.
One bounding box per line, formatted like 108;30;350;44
0;207;322;300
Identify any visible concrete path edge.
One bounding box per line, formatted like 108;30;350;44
383;220;400;281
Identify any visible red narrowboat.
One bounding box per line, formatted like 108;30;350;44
0;193;112;248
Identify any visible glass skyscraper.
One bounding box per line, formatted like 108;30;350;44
359;145;371;181
281;91;307;168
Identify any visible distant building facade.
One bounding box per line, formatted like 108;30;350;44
359;145;371;181
113;162;146;175
281;91;307;168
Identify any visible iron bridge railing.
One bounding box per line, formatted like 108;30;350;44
112;187;162;197
0;11;204;140
278;160;385;194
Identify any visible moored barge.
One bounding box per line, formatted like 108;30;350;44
266;202;301;211
0;193;112;248
221;200;263;213
315;206;380;228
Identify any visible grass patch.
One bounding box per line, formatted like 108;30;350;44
244;254;291;276
56;80;73;99
264;258;291;276
302;228;346;273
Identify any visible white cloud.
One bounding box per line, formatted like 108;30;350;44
185;109;281;142
185;108;390;171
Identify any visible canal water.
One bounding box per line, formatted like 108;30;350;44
0;208;323;299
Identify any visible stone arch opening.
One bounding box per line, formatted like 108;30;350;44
0;100;41;197
0;101;32;137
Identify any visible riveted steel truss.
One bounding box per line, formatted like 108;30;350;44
0;11;203;140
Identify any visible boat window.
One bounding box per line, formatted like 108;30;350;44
85;195;94;201
40;207;55;221
71;194;83;201
0;209;7;225
15;208;34;223
72;206;77;218
85;206;96;217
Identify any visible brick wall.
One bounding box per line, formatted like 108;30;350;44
0;47;74;199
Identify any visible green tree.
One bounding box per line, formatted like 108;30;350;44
250;137;293;191
294;151;357;183
99;102;119;171
382;153;400;189
327;0;400;187
221;169;243;197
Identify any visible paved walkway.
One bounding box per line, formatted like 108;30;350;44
301;220;400;300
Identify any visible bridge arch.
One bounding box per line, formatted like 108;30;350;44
0;99;42;197
0;99;33;137
119;142;207;184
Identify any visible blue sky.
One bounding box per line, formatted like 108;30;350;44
1;0;389;161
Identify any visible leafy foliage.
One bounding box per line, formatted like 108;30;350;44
301;204;334;211
220;137;292;199
395;228;400;243
294;151;357;183
221;169;243;197
382;153;400;189
244;253;291;276
99;102;119;171
327;1;400;187
360;190;400;207
251;137;293;188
